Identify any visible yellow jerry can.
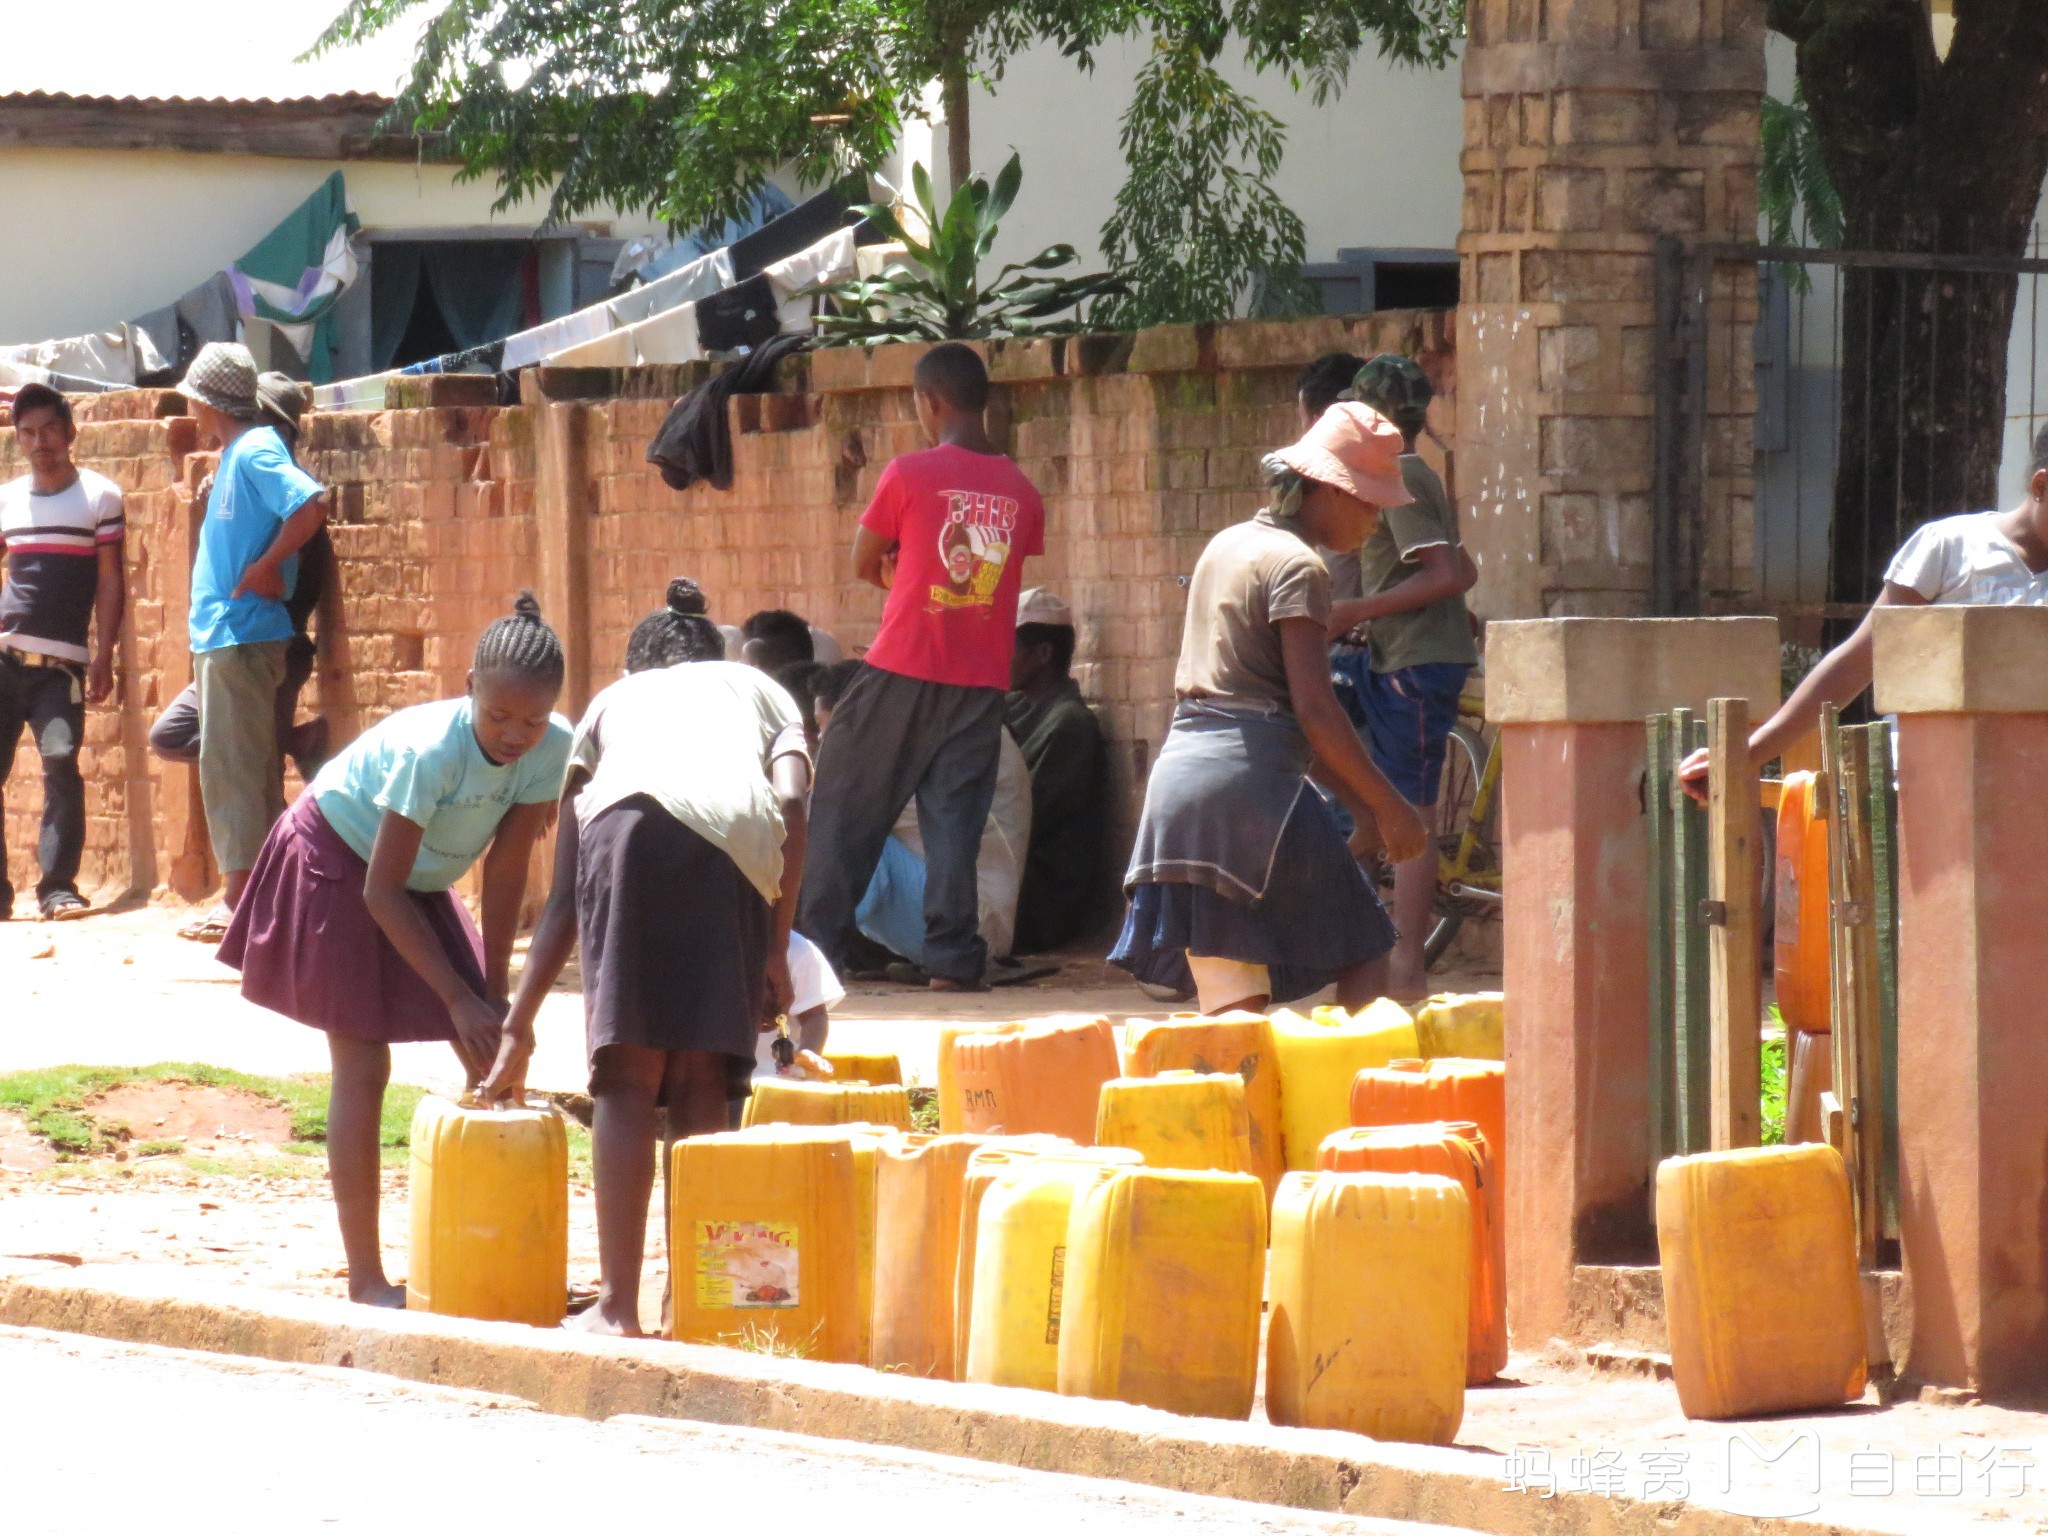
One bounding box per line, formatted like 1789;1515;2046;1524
742;1078;912;1131
1056;1167;1267;1419
937;1021;1025;1133
1656;1144;1867;1420
961;1150;1136;1392
951;1140;1081;1378
670;1124;894;1363
1121;1012;1285;1198
1272;999;1418;1169
1266;1170;1469;1444
819;1051;904;1085
1413;992;1505;1061
954;1015;1121;1144
1094;1072;1253;1177
407;1094;569;1328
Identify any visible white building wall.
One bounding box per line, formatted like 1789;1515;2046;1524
0;148;663;346
888;37;1465;275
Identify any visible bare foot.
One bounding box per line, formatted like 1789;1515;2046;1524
566;1307;642;1338
928;976;988;994
349;1281;408;1309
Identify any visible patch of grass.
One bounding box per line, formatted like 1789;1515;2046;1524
720;1320;818;1359
132;1139;186;1158
565;1121;593;1185
1760;1010;1789;1147
907;1085;939;1136
0;1062;434;1163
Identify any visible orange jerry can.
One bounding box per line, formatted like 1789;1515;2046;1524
954;1015;1121;1144
1122;1012;1285;1199
1774;771;1832;1036
1350;1058;1507;1193
1318;1121;1507;1385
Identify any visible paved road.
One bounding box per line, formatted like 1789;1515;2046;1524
0;1326;1478;1536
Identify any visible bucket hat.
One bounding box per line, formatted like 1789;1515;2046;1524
1347;353;1434;438
1270;401;1411;508
178;342;260;420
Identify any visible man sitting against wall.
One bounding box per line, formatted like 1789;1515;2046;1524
0;384;124;920
1005;588;1106;953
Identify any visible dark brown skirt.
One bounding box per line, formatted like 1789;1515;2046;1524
218;793;485;1043
577;794;772;1073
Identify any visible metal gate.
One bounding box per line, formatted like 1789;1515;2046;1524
1653;234;2048;623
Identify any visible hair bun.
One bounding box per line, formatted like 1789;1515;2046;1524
512;591;544;623
666;577;707;618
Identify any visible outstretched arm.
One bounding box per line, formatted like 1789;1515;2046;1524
484;773;588;1101
1327;543;1474;637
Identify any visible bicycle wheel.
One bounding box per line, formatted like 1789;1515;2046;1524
1424;722;1498;968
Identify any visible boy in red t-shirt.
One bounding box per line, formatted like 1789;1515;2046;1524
796;344;1045;990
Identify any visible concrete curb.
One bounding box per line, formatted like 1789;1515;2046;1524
0;1262;1883;1536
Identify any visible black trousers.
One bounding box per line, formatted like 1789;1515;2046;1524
0;652;86;905
796;665;1004;984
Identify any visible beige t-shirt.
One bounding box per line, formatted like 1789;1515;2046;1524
571;661;810;903
1175;510;1332;707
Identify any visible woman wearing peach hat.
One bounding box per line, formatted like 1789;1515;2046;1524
1109;403;1429;1016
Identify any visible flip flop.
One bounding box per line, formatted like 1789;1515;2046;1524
38;892;90;922
177;905;232;943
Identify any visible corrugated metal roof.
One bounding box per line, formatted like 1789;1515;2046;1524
0;91;395;108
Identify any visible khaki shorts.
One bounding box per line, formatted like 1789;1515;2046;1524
195;641;289;875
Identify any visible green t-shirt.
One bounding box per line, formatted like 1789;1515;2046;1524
1343;455;1478;673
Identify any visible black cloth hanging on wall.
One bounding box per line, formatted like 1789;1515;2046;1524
646;333;811;493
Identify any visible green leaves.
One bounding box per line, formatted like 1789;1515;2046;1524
809;153;1128;342
1760;84;1842;292
1096;33;1314;326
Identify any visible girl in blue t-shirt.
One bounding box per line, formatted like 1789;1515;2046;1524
220;594;573;1308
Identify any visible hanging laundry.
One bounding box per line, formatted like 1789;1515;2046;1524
226;171;362;383
645;333;810;493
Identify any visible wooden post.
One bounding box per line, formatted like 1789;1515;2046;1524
1706;697;1762;1148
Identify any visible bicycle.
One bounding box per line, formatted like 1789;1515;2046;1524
1416;689;1502;968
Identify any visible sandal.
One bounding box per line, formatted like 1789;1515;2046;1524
177;904;232;943
38;891;89;922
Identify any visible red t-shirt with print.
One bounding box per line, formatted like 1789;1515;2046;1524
859;444;1046;690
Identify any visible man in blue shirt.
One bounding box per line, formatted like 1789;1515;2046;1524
177;343;329;919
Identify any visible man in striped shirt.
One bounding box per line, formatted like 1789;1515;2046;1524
0;383;125;920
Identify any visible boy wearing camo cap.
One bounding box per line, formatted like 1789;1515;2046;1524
1324;352;1477;1000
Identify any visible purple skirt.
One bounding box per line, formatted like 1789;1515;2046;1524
218;793;485;1043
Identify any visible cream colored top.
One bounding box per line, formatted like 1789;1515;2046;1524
571;661;809;902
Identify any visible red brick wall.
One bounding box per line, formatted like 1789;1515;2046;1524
3;312;1454;912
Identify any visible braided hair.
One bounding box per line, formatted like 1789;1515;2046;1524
473;592;566;690
625;577;725;674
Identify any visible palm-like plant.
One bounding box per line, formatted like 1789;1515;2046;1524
811;153;1126;344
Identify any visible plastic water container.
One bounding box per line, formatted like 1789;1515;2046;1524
742;1078;913;1131
407;1095;569;1327
819;1051;903;1085
1319;1120;1506;1385
1773;772;1832;1036
1350;1057;1508;1194
1267;1170;1470;1443
669;1123;895;1363
937;1021;1024;1133
961;1150;1137;1392
1656;1143;1867;1419
954;1015;1121;1144
1413;992;1505;1060
872;1133;994;1378
1094;1072;1253;1176
1121;1012;1285;1197
1057;1167;1267;1420
1784;1028;1832;1145
1272;1000;1419;1169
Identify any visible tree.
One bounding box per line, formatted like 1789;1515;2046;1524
316;0;1459;323
1767;2;2048;605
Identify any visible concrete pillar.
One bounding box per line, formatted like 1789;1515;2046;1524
1457;0;1764;618
1874;605;2048;1398
1488;616;1778;1345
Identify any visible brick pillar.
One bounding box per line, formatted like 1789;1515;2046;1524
529;385;596;717
1875;606;2048;1398
1488;617;1778;1345
1457;0;1764;617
